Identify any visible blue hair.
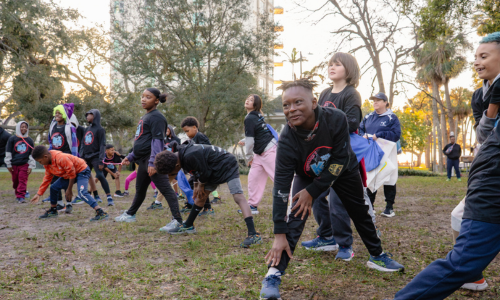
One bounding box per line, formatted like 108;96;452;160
480;32;500;44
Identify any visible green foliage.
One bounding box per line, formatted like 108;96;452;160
473;0;500;36
396;107;430;156
112;0;275;147
361;99;372;118
398;169;439;176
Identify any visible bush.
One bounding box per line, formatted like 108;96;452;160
239;165;250;175
398;169;439;177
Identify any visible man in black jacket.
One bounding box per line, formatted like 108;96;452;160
0;126;12;167
443;133;462;182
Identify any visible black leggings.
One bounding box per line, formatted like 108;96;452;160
126;156;182;223
275;169;382;273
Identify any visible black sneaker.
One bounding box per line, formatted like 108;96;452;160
90;208;109;221
56;204;66;212
114;191;124;198
147;202;164;210
381;208;395;218
39;207;58;219
180;203;193;213
240;233;262;248
123;191;130;196
211;197;221;204
65;204;73;214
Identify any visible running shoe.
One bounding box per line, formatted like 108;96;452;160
458;178;462;182
114;211;136;222
159;219;181;232
95;195;103;203
72;196;84;205
237;205;259;215
260;274;282;300
461;278;488;291
65;204;73;214
147;202;164;210
381;208;395;218
25;191;30;199
42;197;51;203
90;208;109;221
107;199;115;206
180;203;193;213
301;236;338;251
446;178;451;182
240;233;262;248
39;207;58;219
177;194;185;201
335;245;355;261
18;198;26;204
367;253;404;272
114;191;124;198
123;191;130;196
168;223;196;235
211;196;221;204
199;208;215;216
56;204;67;212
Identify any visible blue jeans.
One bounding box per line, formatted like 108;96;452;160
446;158;461;179
50;167;97;209
394;219;500;299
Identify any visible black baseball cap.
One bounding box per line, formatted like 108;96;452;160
369;92;388;102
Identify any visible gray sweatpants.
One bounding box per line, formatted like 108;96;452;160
312;187;376;247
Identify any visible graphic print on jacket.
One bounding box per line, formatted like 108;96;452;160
135;120;143;140
15;141;28;154
51;133;64;149
84;131;94;145
305;146;332;176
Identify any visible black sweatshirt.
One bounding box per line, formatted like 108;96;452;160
80;109;106;164
192;132;211;145
244;111;274;155
0;127;12;160
178;142;239;185
133;109;167;160
443;143;461;160
272;107;358;234
318;85;362;133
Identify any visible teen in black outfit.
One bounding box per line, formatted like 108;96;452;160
115;88;182;228
259;79;404;300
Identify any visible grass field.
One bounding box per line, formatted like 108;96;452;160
1;171;499;299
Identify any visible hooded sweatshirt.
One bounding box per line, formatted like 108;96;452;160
80;109;106;164
272;106;358;234
318;85;362;133
48;103;78;156
473;73;500;144
166;125;181;145
5;121;36;168
359;109;401;142
0;127;12;161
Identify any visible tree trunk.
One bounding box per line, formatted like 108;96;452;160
432;79;443;173
444;80;455;135
440;106;447;169
425;134;431;168
462;118;467;155
416;152;422;167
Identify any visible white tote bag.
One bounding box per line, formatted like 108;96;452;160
366;138;398;193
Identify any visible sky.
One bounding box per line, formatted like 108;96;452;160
55;0;482;110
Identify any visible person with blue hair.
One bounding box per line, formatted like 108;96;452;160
393;32;500;299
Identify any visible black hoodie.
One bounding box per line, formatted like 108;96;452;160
0;127;12;161
80;109;106;164
272;106;358;234
318;85;362;133
178;142;239;185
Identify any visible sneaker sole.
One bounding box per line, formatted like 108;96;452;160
39;215;58;219
366;261;404;272
461;282;488;291
169;229;196;235
335;252;355;261
260;296;282;300
147;207;164;210
304;244;339;251
114;218;137;222
91;215;109;222
108;203;115;206
113;194;124;197
381;213;396;218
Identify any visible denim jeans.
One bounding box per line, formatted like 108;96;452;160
50;167;97;208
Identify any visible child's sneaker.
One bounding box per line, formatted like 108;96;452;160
115;211;136;222
211;196;221;204
199;208;215;216
301;236;338;251
367;253;404;272
25;191;30;199
123;191;130;196
178;194;185;201
458;178;462;182
381;208;395;218
240;233;262;248
237;205;259;215
95;195;103;203
147;202;163;210
168;223;196;235
180;203;192;213
335;245;355;261
159;219;181;232
90;208;109;221
107;198;115;206
65;204;73;214
56;204;67;212
18;198;26;204
39;207;58;219
72;196;84;204
42;197;51;203
260;275;282;300
114;191;124;197
461;277;488;291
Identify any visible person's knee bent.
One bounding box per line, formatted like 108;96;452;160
194;196;205;207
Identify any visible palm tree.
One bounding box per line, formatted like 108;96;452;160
451;87;473;155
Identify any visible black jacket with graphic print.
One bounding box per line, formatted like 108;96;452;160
178;142;239;185
318;85;362;133
80;109;106;164
272;106;358;234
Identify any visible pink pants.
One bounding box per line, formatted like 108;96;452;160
125;170;156;190
247;145;276;207
12;164;30;198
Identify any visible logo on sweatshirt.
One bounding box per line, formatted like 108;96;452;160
84;132;94;145
380;121;387;126
51;132;65;149
304;146;332;177
135;120;143;140
14;141;28;154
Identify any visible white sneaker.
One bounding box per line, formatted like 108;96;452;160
159;219;181;232
461;278;488;291
114;212;136;222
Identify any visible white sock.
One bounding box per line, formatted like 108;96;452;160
155;200;162;204
266;267;281;278
124;190;128;192
57;200;64;206
325;235;334;240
